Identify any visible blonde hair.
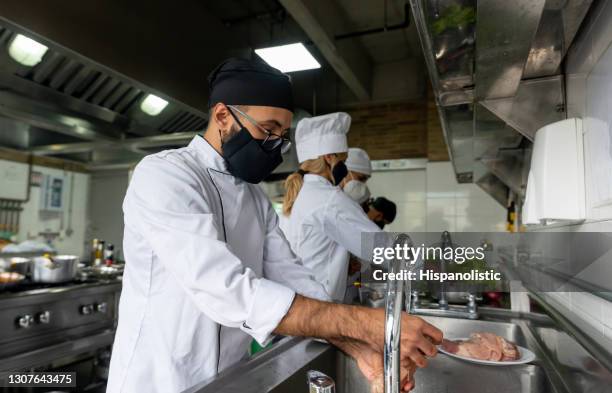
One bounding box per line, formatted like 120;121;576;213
282;152;347;216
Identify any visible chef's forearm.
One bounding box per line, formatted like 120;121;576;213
327;337;365;358
273;295;383;345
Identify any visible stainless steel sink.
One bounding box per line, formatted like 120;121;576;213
185;309;611;393
409;316;547;393
336;353;547;393
335;315;547;393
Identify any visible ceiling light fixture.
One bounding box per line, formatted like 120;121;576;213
255;43;320;73
140;94;168;116
8;34;48;66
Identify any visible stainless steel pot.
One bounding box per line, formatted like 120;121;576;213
8;257;32;276
32;255;79;283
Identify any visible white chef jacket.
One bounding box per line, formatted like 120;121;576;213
285;174;381;301
107;136;329;393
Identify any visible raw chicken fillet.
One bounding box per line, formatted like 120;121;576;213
441;332;519;361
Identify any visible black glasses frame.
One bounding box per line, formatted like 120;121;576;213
227;105;292;154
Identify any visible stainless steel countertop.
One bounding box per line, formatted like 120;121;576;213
183;337;332;393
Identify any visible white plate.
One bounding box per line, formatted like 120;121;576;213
438;338;536;366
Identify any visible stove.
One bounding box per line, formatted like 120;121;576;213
0;278;121;373
1;277;101;293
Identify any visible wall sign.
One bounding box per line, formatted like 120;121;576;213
0;159;29;201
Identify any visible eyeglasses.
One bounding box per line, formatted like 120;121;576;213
227;105;292;154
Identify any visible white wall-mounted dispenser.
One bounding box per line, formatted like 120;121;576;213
523;118;585;225
39;174;65;212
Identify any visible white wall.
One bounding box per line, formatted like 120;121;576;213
367;168;426;232
531;0;612;349
9;165;129;262
368;162;506;232
425;162;507;232
89;170;130;260
17;165;90;259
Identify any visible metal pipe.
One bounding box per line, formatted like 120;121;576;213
438;231;452;310
384;233;412;393
528;290;612;372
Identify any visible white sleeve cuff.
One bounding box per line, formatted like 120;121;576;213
242;279;296;345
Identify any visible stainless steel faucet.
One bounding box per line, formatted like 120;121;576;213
384;233;413;393
438;230;452;311
307;370;335;393
409;231;479;320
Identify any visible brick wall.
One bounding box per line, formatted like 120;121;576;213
343;93;450;161
345;101;427;160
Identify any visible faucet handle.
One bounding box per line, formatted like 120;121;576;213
307;370;335;393
466;293;478;317
410;290;420;310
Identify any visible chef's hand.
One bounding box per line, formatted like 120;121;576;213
401;360;417;391
330;338;416;392
275;296;443;368
358;348;417;393
360;310;443;368
398;313;443;368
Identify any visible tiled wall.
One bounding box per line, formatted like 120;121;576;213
368;162;506;233
533;0;612;350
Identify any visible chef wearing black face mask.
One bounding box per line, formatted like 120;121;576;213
113;58;439;393
280;113;382;302
110;58;336;392
220;104;290;183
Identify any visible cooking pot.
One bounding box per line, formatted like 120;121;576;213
8;257;32;276
32;255;79;283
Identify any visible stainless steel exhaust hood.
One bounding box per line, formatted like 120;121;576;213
409;0;593;206
0;20;209;167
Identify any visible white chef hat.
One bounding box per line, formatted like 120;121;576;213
346;147;372;175
295;112;350;163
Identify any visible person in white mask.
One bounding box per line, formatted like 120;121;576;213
282;113;384;302
339;147;375;302
108;58;442;393
341;147;372;205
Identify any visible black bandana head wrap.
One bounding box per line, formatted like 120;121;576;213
207;58;294;112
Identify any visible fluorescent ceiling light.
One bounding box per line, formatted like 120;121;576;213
8;34;48;66
140;94;168;116
255;43;320;73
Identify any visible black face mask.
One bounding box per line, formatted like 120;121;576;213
221;126;283;183
331;160;348;186
375;220;386;230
